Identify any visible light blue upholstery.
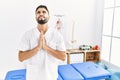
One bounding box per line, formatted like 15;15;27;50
71;62;111;80
58;64;84;80
5;69;26;80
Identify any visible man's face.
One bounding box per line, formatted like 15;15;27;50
35;8;49;25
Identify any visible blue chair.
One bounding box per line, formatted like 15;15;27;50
5;69;26;80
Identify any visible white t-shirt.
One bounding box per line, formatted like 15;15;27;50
19;27;66;80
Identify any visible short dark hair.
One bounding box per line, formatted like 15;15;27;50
36;5;49;14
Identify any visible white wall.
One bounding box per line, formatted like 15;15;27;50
0;0;104;79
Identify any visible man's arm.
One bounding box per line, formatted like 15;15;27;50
18;46;40;62
44;45;66;61
42;36;66;61
18;32;43;62
19;31;66;62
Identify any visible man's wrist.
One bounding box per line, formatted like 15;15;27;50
43;44;48;50
36;45;41;51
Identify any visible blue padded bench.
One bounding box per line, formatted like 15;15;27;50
5;62;111;80
71;62;111;80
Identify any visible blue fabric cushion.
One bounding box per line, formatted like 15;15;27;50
5;69;26;80
58;64;84;80
71;62;111;80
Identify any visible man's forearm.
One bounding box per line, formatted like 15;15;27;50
43;45;66;61
18;46;41;62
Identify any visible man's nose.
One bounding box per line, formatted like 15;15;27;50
40;12;44;15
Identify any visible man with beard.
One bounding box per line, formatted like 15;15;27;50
18;5;66;80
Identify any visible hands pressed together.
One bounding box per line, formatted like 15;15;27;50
38;31;47;50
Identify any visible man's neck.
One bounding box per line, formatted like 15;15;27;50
37;24;48;34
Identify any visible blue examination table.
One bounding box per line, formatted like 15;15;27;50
5;62;111;80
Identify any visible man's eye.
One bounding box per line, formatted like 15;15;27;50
37;11;40;14
43;11;46;13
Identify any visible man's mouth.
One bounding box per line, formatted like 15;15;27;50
39;17;44;20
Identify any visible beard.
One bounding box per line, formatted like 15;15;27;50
37;18;48;25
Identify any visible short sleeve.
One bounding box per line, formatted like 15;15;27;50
18;32;30;51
